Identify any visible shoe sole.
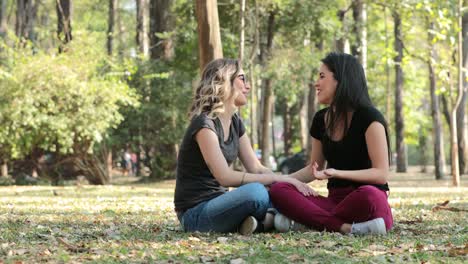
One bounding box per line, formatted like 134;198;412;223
239;216;257;235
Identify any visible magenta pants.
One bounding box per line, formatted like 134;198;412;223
269;182;393;232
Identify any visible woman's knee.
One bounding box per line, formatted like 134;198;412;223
239;182;270;205
269;182;294;195
356;185;386;201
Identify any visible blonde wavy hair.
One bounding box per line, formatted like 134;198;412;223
189;58;241;119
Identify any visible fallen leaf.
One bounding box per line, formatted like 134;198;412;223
217;237;229;243
287;254;304;262
230;258;245;264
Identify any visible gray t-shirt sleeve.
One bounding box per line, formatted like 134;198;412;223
189;114;217;139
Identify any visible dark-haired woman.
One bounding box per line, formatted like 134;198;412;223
174;58;313;235
270;52;393;235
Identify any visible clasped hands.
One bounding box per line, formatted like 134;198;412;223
311;161;337;180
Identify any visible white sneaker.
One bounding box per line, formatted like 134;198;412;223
350;218;386;235
239;216;258;235
274;213;308;232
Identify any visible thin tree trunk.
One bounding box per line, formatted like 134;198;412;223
260;11;275;167
352;0;367;71
393;11;407;172
0;0;7;37
107;0;117;55
306;81;317;159
194;0;222;71
419;126;428;173
336;8;350;53
15;0;36;42
428;21;446;179
1;160;7;177
282;102;292;157
299;81;309;151
136;0;149;56
150;0;174;60
451;0;463;187
56;0;72;53
239;0;245;61
456;11;468;174
384;6;391;123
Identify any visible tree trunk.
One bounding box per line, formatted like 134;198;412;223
149;0;174;60
307;81;317;159
335;8;350;53
136;0;149;56
419;126;428;173
194;0;222;71
1;160;7;177
56;0;72;53
451;0;463;187
352;0;367;71
393;11;407;172
15;0;37;42
282;102;292;157
428;21;446;179
0;0;7;37
260;11;275;167
107;0;117;55
239;0;245;61
456;11;468;174
299;81;310;151
384;6;391;123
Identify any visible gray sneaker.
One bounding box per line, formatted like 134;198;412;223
350;218;386;235
239;216;258;235
274;213;308;232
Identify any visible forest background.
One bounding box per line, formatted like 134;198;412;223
0;0;467;187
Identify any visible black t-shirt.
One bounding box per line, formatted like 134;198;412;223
174;113;246;211
310;106;390;191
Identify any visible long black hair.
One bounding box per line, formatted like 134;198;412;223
321;52;373;137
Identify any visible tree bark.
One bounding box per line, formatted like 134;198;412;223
299;81;310;151
451;0;463;186
0;0;7;37
107;0;117;55
456;11;468;174
335;8;350;53
149;0;174;60
1;160;7;177
306;81;317;159
260;11;275;167
239;0;245;61
56;0;72;53
282;102;292;157
136;0;149;56
428;22;446;179
352;0;367;71
194;0;222;71
393;11;407;172
15;0;37;42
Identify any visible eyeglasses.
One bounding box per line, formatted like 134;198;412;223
237;74;246;84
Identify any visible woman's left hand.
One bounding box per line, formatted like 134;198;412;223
284;177;319;197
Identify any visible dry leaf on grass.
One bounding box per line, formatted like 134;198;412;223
56;237;88;253
230;258;245;264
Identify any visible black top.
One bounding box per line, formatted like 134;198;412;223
174;113;246;211
310;106;390;191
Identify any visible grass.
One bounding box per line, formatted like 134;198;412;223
0;169;467;263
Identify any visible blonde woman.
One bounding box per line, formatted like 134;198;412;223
174;58;313;235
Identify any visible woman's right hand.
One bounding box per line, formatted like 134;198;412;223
282;177;319;197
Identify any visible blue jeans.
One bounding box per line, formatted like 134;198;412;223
179;183;271;233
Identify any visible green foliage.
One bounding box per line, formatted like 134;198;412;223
0;38;139;160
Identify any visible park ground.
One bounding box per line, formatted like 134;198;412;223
0;168;467;263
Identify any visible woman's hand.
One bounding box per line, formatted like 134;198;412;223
311;162;334;180
283;177;319;197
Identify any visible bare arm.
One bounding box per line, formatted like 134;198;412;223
196;128;313;195
289;137;326;183
317;122;389;185
238;134;273;174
